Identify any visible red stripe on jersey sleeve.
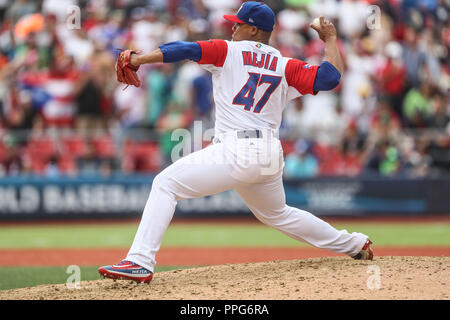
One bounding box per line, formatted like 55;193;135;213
285;58;319;95
196;39;228;67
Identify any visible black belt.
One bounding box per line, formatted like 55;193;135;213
236;130;263;139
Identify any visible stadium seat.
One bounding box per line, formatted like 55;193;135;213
0;143;7;163
312;144;336;160
281;140;295;156
23;137;59;174
30;159;48;173
26;137;57;161
342;154;362;176
91;135;116;158
55;154;74;173
61;136;87;158
315;145;341;176
122;141;162;173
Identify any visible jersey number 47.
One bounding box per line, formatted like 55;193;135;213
232;72;282;113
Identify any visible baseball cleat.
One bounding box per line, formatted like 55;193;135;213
98;260;153;284
352;239;374;260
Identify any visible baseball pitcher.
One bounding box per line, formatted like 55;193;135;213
100;1;373;284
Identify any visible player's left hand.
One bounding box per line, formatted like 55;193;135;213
115;49;141;87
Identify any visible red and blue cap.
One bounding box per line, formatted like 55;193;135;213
223;1;275;32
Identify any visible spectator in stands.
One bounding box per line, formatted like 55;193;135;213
364;140;403;177
280;98;309;140
325;103;351;146
428;132;450;174
0;0;8;22
76;140;101;176
13;32;41;71
422;29;443;88
402;82;433;128
44;153;62;178
75;72;104;135
74;41;115;135
284;139;319;178
75;139;116;177
404;137;432;177
402;27;426;88
340;120;366;157
156;101;194;166
113;81;146;129
378;41;407;121
98;158;115;177
146;64;174;128
60;28;94;68
370;97;401;139
42;0;78;23
333;120;366;176
6;90;37;145
341;38;376;117
191;69;213;122
429;91;449;129
4;0;38;25
0;135;28;176
336;0;369;39
37;52;80;131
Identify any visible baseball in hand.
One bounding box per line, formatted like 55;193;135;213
312;17;321;28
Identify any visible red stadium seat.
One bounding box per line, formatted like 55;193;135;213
280;140;295;156
28;157;48;174
312;144;337;160
61;136;87;158
318;151;362;177
26;137;57;162
341;154;362;176
319;159;340;176
315;145;341;176
91;135;116;157
122;141;162;173
58;156;76;174
0;143;7;163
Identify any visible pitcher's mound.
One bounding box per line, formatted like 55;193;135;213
1;256;449;300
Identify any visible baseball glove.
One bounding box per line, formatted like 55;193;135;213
116;49;141;88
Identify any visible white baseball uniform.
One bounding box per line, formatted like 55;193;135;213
126;40;369;272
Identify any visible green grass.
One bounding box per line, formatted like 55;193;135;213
0;266;186;291
0;224;139;249
0;222;450;248
332;223;450;246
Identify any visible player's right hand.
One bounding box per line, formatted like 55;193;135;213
310;16;337;42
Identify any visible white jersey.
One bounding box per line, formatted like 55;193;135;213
196;39;319;135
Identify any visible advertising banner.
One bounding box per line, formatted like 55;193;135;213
0;176;448;220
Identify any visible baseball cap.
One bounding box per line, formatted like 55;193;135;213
223;1;275;32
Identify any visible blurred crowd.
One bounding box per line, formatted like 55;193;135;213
0;0;448;178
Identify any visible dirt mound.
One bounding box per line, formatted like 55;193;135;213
1;256;449;300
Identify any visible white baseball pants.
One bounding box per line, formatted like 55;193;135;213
126;130;369;272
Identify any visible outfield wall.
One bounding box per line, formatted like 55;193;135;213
0;175;449;220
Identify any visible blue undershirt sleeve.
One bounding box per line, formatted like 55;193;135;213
312;61;341;91
159;41;202;63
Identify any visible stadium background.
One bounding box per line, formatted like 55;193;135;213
0;0;449;292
